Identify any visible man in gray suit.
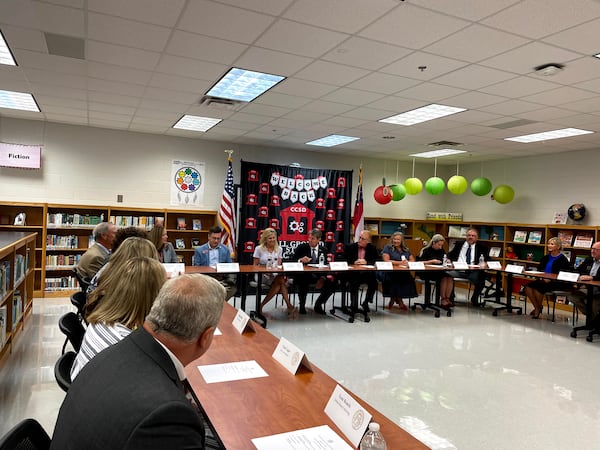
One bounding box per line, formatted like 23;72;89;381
76;221;117;280
50;274;226;450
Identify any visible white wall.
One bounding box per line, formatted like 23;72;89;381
1;117;599;225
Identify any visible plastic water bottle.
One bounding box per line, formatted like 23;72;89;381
360;422;387;450
443;253;450;267
479;254;486;268
267;256;273;269
318;252;325;267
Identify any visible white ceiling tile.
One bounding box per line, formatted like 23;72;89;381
479;99;546;115
434;65;517;90
136;98;187;113
540;57;600;85
559;97;600;114
155;55;227;82
0;25;47;53
214;0;293;15
366;96;423;113
133;109;180;121
514;107;582;122
272;78;338;99
480;76;561;98
148;73;210;94
88;13;170;51
33;1;84;36
44;112;88;124
166;31;247;65
226;112;275;125
342;107;397;121
522;86;595;106
254;92;311;109
347;73;421;95
23;67;87;89
442;91;507;109
178;0;275;44
233;47;312;77
299;100;355;115
319;116;369;128
88;110;131;122
87;41;161;71
294;60;369;86
397;82;466;102
283;110;332;123
409;0;521;21
88;0;185;27
240;103;292;118
89;102;136;115
254;19;348;58
87;91;141;107
542;18;600;55
14;49;87;75
322;37;411;71
321;88;384;106
575;78;600;94
143;86;199;105
87;62;153;85
446;110;504;124
88;78;146;97
28;83;87;100
381;52;468;80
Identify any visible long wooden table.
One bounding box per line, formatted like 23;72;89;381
185;302;429;450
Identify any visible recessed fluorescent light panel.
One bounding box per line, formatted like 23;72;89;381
504;128;593;143
173;115;222;132
409;149;467;158
206;68;285;102
379;104;467;126
0;30;16;66
306;135;360;147
594;53;600;59
0;89;39;112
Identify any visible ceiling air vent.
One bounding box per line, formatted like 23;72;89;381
427;140;463;147
490;119;536;129
199;95;244;111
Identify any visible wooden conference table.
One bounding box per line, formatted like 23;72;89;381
185;302;429;450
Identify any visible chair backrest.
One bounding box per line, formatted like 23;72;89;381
0;418;51;450
72;268;90;293
69;291;87;317
58;312;85;353
54;351;76;393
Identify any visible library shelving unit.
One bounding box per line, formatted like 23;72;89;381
165;209;217;265
0;232;36;363
108;206;165;231
505;224;547;267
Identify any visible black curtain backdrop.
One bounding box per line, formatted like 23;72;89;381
239;161;353;264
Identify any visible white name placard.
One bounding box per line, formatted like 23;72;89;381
324;385;372;448
329;261;349;271
557;271;579;282
217;262;239;273
452;261;469;270
487;261;502;270
375;261;393;270
283;262;304;272
162;263;185;277
505;264;524;274
232;309;255;334
272;337;312;375
408;261;425;270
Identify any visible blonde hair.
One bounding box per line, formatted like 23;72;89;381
109;236;158;266
259;228;279;251
86;257;166;329
548;237;563;250
419;233;445;257
148;226;166;251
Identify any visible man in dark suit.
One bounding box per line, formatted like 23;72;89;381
292;229;334;315
568;242;600;317
343;230;379;312
50;274;226;450
447;228;489;306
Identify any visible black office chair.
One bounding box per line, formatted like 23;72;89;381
54;351;76;392
58;312;85;354
0;418;51;450
72;268;90;293
70;291;87;319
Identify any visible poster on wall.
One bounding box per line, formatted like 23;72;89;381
238;161;353;264
0;142;42;169
170;160;205;206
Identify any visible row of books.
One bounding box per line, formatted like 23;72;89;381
109;216;162;229
176;218;202;231
47;213;103;227
14;253;27;284
512;230;594;248
0;261;10;296
175;238;201;249
513;230;543;244
0;289;24;349
46;234;87;249
44;276;79;291
46;254;81;268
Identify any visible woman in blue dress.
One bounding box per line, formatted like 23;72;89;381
382;231;417;310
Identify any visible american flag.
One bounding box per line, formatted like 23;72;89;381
352;164;364;243
219;155;236;256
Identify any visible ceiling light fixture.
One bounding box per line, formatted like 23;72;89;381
306;134;360;147
0;30;17;66
173;115;222;132
594;53;600;59
206;68;285;102
379;104;467;126
505;127;593;143
0;89;40;112
533;62;564;76
410;149;467;158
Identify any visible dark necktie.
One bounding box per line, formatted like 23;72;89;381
465;245;472;264
311;248;317;263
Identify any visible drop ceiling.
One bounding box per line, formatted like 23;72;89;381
1;0;600;163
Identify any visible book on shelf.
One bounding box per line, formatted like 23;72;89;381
573;233;593;248
528;230;542;244
489;247;501;258
448;225;469;238
561;250;571;261
366;223;379;234
192;219;202;231
513;230;528;243
175;238;186;249
177;217;187;230
574;254;587;269
191;238;201;248
552;211;568;224
0;305;6;348
557;230;573;247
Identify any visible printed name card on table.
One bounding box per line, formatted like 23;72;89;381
375;261;393;270
283;262;304;272
487;261;502;270
557;271;579;282
329;261;349;271
408;261;425;270
505;264;524;274
232;309;255;334
251;425;353;450
324;384;372;448
217;262;239;273
272;337;313;375
162;263;185;277
452;261;469;269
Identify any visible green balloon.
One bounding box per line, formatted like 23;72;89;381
404;177;423;195
425;177;445;195
493;185;515;204
390;184;407;201
447;175;468;195
471;177;492;196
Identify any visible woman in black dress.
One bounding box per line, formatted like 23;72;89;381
417;234;455;308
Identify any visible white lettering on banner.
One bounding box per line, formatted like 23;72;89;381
269;170;330;205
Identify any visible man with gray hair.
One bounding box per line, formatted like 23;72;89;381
76;221;117;280
50;274;226;450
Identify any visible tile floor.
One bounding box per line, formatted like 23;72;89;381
1;294;600;449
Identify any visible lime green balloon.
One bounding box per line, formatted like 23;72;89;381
390;184;407;201
425;176;445;195
404;177;423;195
447;175;468;195
493;185;515;204
471;177;492;196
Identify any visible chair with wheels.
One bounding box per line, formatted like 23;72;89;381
58;312;85;354
54;351;76;392
0;418;51;450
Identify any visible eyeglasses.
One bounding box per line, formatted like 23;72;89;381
358;236;368;241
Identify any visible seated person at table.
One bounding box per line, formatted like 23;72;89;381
293;229;335;315
76;221;117;280
447;228;489;307
523;237;571;319
568;242;600;318
417;234;454;308
148;225;178;263
51;274;226;450
381;231;417;311
71;256;166;379
193;226;236;300
343;230;379;312
253;228;297;319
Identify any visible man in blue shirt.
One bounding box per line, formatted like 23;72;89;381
193;226;236;300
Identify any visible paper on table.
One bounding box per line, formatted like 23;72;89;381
251;425;353;450
198;360;268;384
